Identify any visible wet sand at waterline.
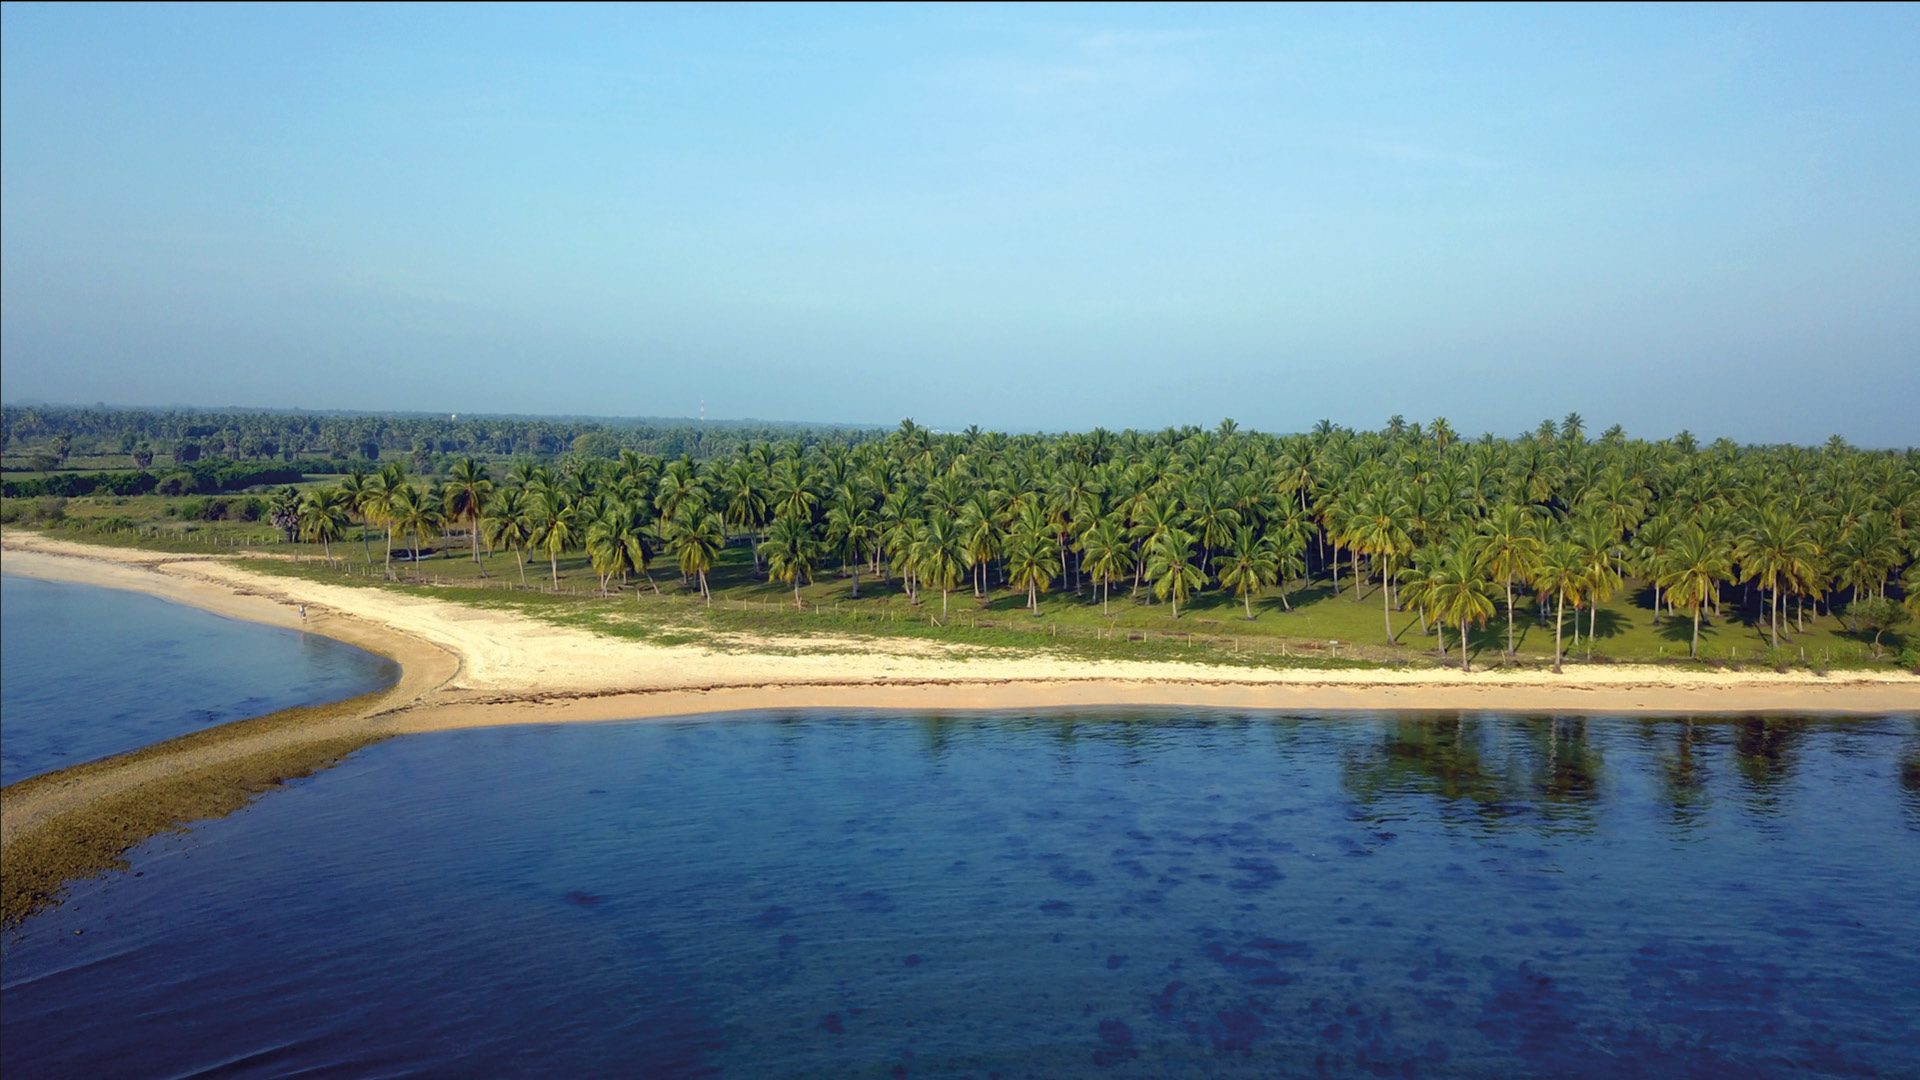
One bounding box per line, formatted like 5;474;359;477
2;530;1915;925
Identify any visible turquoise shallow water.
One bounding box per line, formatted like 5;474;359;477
0;574;398;784
4;708;1918;1077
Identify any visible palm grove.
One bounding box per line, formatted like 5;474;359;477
268;416;1918;670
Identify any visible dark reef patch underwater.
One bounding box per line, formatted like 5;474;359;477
4;709;1918;1076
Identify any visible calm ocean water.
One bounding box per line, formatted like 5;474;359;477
4;702;1917;1077
0;574;398;784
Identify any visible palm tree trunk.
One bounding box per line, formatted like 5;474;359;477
1245;590;1254;620
1382;560;1393;640
1460;617;1470;671
384;526;394;576
361;524;372;565
1770;589;1779;650
550;551;559;590
700;569;711;605
1505;575;1516;656
794;580;803;611
852;565;861;598
942;589;949;618
1554;592;1565;673
516;550;526;586
1103;578;1110;617
1691;605;1701;658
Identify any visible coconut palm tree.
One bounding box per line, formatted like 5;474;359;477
825;491;878;598
667;507;726;604
1127;494;1184;597
1574;517;1624;652
389;485;442;574
957;498;1002;600
445;457;494;571
1215;524;1279;621
529;490;580;590
1426;542;1497;671
362;463;409;577
1005;516;1061;615
1347;487;1413;639
1477;503;1543;656
1146;527;1206;618
1077;515;1135;616
584;509;630;596
297;486;351;564
759;514;820;610
482;486;536;586
338;466;375;565
913;515;967;618
1735;505;1819;650
1531;538;1587;673
1658;525;1733;660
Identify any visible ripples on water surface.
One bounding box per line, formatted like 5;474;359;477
4;710;1918;1077
0;575;399;784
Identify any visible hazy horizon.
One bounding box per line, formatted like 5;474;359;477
4;4;1917;445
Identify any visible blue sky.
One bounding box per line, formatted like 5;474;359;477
3;3;1915;443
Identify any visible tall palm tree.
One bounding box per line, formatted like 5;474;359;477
389;485;442;574
1574;517;1624;652
825;493;878;598
338;466;374;565
758;514;820;610
1658;526;1733;659
1146;527;1206;619
1127;494;1184;597
1478;503;1543;656
957;498;1002;600
363;463;409;577
482;486;536;586
297;486;351;565
1215;524;1279;621
585;508;631;596
1348;487;1413;639
913;515;967;618
530;490;580;590
1735;505;1818;650
445;457;494;571
1005;518;1061;615
668;507;726;604
1077;515;1135;616
1426;542;1497;671
1531;538;1587;673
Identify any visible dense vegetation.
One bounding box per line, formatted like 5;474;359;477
7;410;1917;671
0;405;875;472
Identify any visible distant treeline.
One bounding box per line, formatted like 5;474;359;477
0;406;880;469
0;458;347;499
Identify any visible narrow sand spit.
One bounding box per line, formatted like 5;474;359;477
2;530;1916;924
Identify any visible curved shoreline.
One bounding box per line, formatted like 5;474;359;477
2;530;1916;926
